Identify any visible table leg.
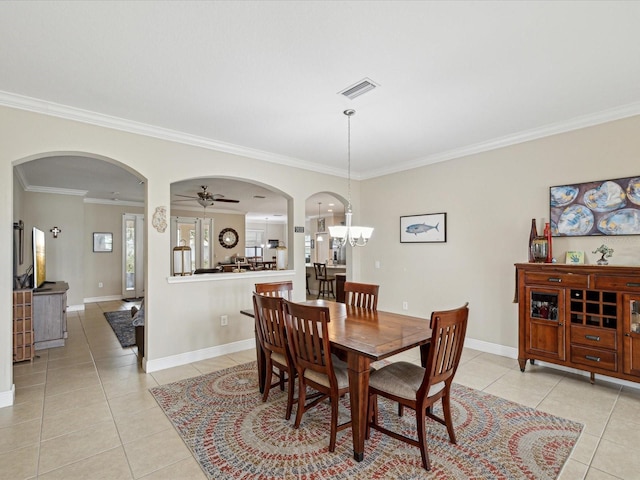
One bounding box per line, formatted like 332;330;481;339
347;353;370;462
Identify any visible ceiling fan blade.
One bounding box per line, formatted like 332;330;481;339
175;194;198;199
214;198;240;203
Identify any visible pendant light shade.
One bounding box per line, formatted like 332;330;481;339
328;109;374;247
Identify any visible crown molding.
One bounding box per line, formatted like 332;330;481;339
26;185;88;196
3;90;639;181
83;198;144;207
0;90;346;178
361;102;640;180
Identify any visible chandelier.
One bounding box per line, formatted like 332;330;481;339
328;109;373;247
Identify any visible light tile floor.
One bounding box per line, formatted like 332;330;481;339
3;300;640;479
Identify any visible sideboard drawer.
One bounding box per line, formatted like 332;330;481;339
571;346;617;372
593;275;640;292
524;272;589;288
570;325;617;349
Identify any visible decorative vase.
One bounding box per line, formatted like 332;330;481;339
531;236;548;263
528;219;538;263
544;222;552;263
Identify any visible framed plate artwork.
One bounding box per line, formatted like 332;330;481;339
400;213;446;243
550;175;640;236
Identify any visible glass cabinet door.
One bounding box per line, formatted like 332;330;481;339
623;295;640;377
525;287;565;361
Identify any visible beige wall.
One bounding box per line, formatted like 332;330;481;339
360;115;640;350
84;203;144;299
2;103;640;406
0;105;347;402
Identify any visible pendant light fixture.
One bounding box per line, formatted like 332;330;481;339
328;109;373;247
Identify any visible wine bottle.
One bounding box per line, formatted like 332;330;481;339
544;222;552;263
528;219;537;263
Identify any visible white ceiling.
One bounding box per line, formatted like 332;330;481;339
4;1;640;218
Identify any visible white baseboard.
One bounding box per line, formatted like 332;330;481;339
0;384;15;408
466;337;640;392
83;294;127;303
67;304;85;312
144;338;256;373
465;338;518;359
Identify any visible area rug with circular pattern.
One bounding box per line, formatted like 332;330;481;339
149;361;582;479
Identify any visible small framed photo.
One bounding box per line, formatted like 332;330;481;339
400;213;447;243
317;217;326;233
565;251;585;264
93;232;113;252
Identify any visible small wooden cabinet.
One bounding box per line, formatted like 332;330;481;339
517;264;640;383
13;289;34;362
33;281;69;350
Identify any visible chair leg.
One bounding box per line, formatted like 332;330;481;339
416;403;431;471
285;371;295;420
279;369;285;391
262;358;273;403
442;393;457;444
317;280;322;299
294;378;306;428
366;395;376;439
329;393;339;452
398;403;404;417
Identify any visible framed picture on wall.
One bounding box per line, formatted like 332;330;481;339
93;232;113;252
550;175;640;236
400;213;446;243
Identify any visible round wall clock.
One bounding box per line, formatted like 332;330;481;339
219;227;239;249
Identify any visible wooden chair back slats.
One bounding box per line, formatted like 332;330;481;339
419;304;469;398
255;281;293;300
344;281;379;310
252;293;289;359
284;301;331;374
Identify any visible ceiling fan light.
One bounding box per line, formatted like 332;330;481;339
197;198;214;208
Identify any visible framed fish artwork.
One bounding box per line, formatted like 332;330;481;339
550;175;640;236
400;213;447;243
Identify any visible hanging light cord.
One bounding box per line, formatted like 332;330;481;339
345;109;354;213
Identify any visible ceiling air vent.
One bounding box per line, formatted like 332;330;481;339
339;78;379;100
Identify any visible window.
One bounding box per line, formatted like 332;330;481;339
171;216;213;271
245;228;265;260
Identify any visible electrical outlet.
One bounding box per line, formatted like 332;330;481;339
374;260;380;269
98;282;103;288
402;301;408;311
220;315;228;326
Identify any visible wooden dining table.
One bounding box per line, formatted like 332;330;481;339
244;299;432;462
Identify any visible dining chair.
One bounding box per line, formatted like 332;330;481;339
282;299;351;452
344;281;379;310
313;262;335;299
252;292;296;420
255;281;293;300
367;302;469;470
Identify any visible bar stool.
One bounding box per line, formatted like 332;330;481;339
313;262;335;299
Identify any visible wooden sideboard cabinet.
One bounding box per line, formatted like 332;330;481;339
33;281;69;350
516;263;640;383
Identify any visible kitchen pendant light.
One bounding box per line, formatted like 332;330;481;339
328;109;373;247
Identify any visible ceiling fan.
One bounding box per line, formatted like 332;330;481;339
174;185;240;208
